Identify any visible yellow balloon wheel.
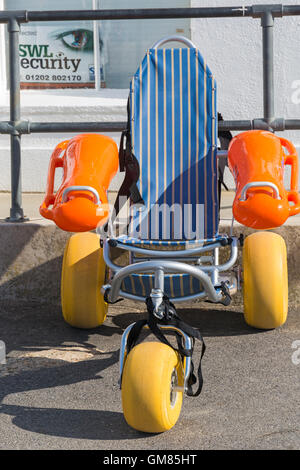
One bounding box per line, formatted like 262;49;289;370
61;232;108;329
243;231;288;329
122;341;184;433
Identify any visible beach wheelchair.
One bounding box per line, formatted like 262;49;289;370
40;36;300;433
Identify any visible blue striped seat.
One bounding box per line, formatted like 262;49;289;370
115;234;221;248
118;45;218;298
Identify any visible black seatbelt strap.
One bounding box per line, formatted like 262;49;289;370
112;149;143;222
104;100;144;233
125;295;206;398
112;100;144;222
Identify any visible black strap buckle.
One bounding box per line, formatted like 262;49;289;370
126;295;206;398
219;281;232;306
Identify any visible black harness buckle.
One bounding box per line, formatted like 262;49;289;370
125;295;206;398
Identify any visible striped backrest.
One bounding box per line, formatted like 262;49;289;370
128;47;218;241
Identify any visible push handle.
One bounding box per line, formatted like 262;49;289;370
39;140;69;220
280;137;300;216
239;181;281;202
151;35;197;49
62;186;101;205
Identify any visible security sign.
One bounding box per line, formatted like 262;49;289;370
19;23;105;88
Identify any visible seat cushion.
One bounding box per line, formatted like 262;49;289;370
121;272;204;298
128;46;218;241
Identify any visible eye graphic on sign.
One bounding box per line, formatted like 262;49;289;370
55;29;94;52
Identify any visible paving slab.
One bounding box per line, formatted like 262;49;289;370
0;191;299;450
0;299;299;450
0;191;299;308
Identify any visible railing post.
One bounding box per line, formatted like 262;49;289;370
261;11;275;125
261;11;274;123
6;17;26;222
252;5;283;126
92;0;101;90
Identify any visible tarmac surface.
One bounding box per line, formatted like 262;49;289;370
0;298;299;450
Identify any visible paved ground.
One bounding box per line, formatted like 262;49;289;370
0;298;299;450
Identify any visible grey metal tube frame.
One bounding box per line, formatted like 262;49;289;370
239;181;281;201
119;322;193;391
2;4;300;220
61;186;101;205
103;237;237;263
151;35;197;49
102;237;238;304
112;237;237;387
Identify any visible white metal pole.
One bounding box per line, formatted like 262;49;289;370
92;0;101;90
0;0;7;91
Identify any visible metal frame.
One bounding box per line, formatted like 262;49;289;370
151;35;197;49
119;322;193;391
239;181;281;201
110;235;238;384
1;4;300;220
101;237;238;305
61;186;101;205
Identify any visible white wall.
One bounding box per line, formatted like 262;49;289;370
0;0;190;193
0;89;128;192
1;0;300;193
191;0;300;187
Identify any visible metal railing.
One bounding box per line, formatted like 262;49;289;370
1;4;300;221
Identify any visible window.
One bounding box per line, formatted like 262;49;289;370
4;0;190;89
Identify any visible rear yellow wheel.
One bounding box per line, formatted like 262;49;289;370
121;342;184;433
243;231;288;329
61;232;108;328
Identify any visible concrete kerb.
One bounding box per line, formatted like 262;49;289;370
0;215;299;309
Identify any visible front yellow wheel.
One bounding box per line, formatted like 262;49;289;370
121;342;184;433
61;232;108;328
243;231;288;329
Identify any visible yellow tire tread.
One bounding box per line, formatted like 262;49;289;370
243;231;288;329
61;232;108;329
121;342;184;433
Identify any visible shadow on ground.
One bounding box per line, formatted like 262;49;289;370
0;404;148;440
111;305;266;337
0;299;124;356
0;299;267;443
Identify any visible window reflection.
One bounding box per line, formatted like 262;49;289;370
54;29;95;52
4;0;190;89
